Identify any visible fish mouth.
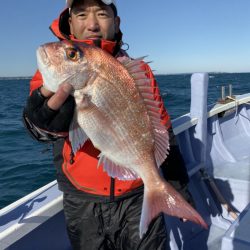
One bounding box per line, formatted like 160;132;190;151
36;45;55;91
37;46;51;68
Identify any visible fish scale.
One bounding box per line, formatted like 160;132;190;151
86;73;152;160
91;79;138;156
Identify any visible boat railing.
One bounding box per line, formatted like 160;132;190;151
171;73;250;178
0;180;63;249
172;94;250;136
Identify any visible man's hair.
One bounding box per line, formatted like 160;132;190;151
71;0;117;17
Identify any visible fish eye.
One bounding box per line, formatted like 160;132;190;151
66;48;79;61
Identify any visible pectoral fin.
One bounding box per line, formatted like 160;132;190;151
69;115;89;154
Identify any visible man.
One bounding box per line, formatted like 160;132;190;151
23;0;194;249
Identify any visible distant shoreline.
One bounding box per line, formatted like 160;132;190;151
1;72;250;80
0;76;32;80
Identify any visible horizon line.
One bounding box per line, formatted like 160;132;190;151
1;71;250;79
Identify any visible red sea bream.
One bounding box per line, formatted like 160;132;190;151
36;40;207;237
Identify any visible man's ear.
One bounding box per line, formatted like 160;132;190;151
114;16;121;34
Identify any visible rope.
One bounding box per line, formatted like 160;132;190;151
226;95;250;106
225;96;250;123
200;169;239;220
225;96;239;122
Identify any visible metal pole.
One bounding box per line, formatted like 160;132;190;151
221;86;225;100
229;84;233;97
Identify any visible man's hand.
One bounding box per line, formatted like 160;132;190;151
40;83;73;111
24;83;75;135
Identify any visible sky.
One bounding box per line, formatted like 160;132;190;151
1;0;250;76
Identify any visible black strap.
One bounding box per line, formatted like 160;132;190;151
110;177;115;202
93;39;102;48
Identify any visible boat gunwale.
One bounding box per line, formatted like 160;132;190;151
172;93;250;135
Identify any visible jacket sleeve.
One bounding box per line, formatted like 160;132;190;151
23;70;75;142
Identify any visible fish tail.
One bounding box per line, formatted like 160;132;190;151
139;181;208;238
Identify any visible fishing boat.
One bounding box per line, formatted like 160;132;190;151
1;73;250;250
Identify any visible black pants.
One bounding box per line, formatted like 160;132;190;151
63;192;169;250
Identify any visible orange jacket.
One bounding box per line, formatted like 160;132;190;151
30;9;171;197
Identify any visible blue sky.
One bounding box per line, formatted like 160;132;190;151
1;0;250;76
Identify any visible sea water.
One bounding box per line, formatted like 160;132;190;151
0;73;250;209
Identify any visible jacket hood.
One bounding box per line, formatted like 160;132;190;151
49;8;123;55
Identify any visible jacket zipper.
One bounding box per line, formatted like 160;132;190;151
110;177;115;202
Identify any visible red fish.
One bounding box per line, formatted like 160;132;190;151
37;41;208;237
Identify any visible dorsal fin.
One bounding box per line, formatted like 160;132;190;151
120;57;170;167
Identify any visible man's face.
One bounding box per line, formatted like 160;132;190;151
68;0;120;41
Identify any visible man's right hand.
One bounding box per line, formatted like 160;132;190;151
23;83;75;135
40;83;73;111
